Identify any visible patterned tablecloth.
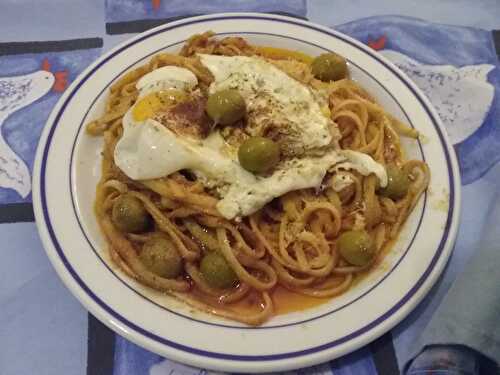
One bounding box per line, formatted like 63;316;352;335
1;1;500;374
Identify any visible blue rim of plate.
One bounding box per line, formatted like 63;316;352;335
69;32;427;330
37;14;456;362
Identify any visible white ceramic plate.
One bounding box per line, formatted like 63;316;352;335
33;13;460;373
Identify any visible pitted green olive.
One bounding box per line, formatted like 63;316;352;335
238;137;280;173
337;230;376;266
140;235;183;278
112;194;152;233
379;165;410;200
200;252;238;288
311;52;348;82
206;89;246;125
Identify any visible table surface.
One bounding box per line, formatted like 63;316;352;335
1;1;500;374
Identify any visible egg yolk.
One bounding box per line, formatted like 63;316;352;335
132;89;188;122
255;46;313;65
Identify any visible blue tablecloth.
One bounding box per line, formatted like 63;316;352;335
1;1;500;374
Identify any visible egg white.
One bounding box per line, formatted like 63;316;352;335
199;53;335;154
114;66;199;179
113;56;387;219
136;66;198;98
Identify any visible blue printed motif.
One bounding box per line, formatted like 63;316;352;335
112;335;376;375
109;13;500;375
0;49;101;204
105;0;307;23
3;10;495;374
336;15;500;184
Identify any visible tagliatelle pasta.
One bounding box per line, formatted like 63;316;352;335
87;32;429;325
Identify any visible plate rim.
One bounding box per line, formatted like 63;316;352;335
32;12;461;373
70;31;430;331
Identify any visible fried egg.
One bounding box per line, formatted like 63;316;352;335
113;56;387;219
199;53;337;155
114;66;198;178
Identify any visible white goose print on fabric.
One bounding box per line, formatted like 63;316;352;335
336;15;500;184
381;50;495;145
0;56;68;198
0;67;54;197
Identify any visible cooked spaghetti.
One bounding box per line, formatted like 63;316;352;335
87;32;430;325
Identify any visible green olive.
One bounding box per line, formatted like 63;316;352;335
140;235;183;278
200;252;238;289
311;52;348;82
337;230;376;266
378;165;410;200
206;89;246;125
238;136;280;173
111;194;152;233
